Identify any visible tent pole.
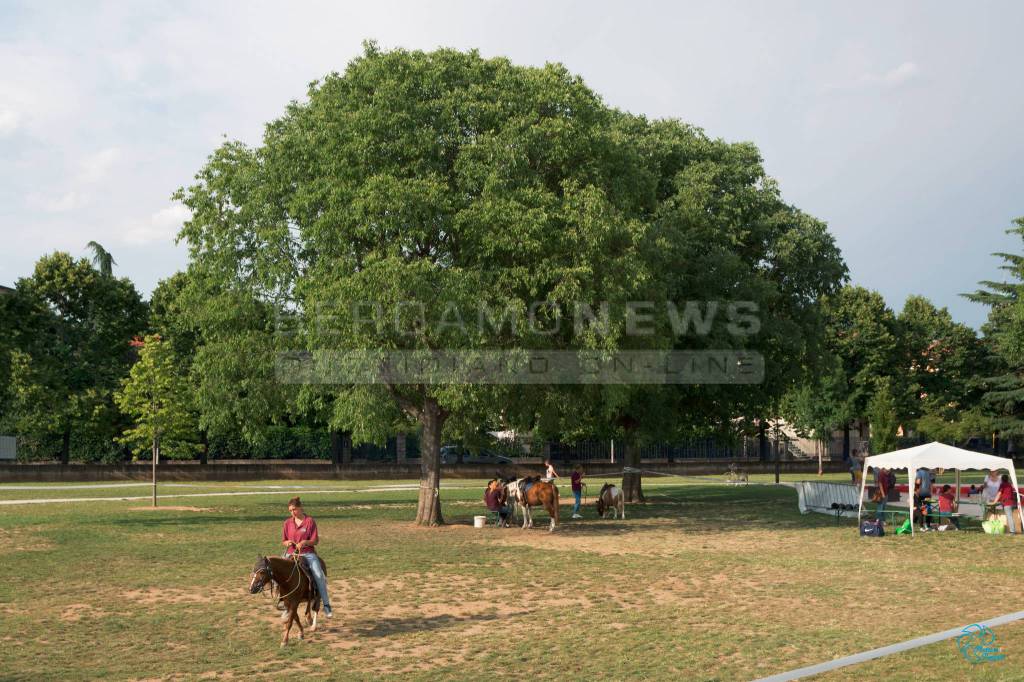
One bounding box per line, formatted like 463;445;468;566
1010;467;1023;534
857;459;869;525
909;466;915;536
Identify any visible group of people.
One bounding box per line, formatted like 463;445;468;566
484;460;589;523
870;465;1020;533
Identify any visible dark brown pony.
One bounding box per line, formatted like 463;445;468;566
248;555;324;646
507;477;560;531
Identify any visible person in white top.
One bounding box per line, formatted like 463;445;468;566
543;459;559;482
981;469;1003;505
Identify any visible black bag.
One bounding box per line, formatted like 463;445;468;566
860;519;884;537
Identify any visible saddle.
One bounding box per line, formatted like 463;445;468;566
288;554;327;604
521;476;541;495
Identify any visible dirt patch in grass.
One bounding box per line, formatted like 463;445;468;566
60;603;110;622
0;525;54;552
122;586;240;605
128;506;214;512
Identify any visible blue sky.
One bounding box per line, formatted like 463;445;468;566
0;1;1021;328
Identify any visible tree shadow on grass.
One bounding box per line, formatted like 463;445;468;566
451;484;851;535
346;610;522;638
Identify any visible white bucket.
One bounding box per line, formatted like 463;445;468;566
473;515;487;528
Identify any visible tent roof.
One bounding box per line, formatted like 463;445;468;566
863;441;1014;471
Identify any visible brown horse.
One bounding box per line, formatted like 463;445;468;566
248;555;323;646
506;477;560;532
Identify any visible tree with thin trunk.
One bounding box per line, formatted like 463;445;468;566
115;335;197;506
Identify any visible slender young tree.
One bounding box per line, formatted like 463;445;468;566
115;335;197;506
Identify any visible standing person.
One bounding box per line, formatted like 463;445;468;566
998;474;1019;535
848;449;862;484
281;496;333;617
570;465;585;519
981;469;1002;518
914;468;936;529
543;459;559;482
873;466;891;521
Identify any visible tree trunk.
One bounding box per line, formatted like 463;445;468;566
415;399;445;525
758;421;768;462
621;440;645;503
330;430;342;466
396;433;406;463
817;440;824;476
152;433;159;508
842;423;850;461
341;431;352;465
60;425;71;465
200;432;209;466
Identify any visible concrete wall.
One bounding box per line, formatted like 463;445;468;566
0;459;847;483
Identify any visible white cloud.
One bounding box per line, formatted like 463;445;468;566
122;205;191;246
26;190;88;213
78;147;120;184
0;108;18;135
825;60;922;92
882;61;920;86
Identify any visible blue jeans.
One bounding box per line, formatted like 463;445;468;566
572;490;581;515
1005;506;1018;534
875;499;887;521
285;553;331;608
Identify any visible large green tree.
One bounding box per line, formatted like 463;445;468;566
534;129;847;500
896;295;987;441
821;285;902;455
177;45;651;524
7;252;147;462
966;217;1024;442
175;44;847;521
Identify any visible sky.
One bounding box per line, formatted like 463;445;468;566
0;1;1021;328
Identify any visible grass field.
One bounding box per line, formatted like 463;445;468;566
2;475;1023;681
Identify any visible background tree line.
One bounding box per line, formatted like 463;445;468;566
0;46;1021;523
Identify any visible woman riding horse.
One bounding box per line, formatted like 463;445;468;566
281;496;333;618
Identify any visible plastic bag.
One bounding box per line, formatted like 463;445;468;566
895;519;913;535
982;517;1007;535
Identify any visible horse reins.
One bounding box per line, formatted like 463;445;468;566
253;556;303;602
277;555;305;601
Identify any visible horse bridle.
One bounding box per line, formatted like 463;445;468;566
250;557;275;595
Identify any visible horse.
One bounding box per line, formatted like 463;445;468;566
505;477;560;532
595;483;625;519
248;555;324;646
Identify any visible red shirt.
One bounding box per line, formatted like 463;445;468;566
571;471;583;492
484;488;504;511
282;515;319;554
998;482;1017;507
938;491;956;513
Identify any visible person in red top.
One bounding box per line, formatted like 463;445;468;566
997;475;1019;535
280;496;332;617
484;479;510;527
937;484;960;529
571;465;585;519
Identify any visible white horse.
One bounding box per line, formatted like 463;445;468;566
596;483;625;519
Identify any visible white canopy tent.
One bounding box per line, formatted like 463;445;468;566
857;442;1023;535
